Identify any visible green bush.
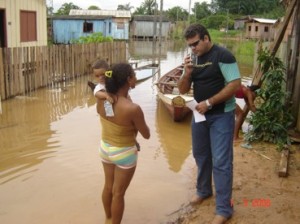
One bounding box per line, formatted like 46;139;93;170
245;48;294;150
200;15;234;30
70;32;113;44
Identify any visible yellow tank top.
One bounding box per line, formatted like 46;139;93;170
100;116;136;147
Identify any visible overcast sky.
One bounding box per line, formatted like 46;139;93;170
51;0;211;12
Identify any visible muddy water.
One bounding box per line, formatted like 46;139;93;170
0;42;253;224
0;54;196;224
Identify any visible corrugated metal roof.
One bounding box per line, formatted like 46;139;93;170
251;18;277;24
132;15;169;22
51;15;108;20
69;9;131;18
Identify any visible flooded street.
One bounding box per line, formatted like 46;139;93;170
0;41;253;224
0;50;195;224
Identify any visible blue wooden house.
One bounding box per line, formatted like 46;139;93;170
51;10;131;44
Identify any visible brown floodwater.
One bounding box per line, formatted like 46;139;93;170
0;53;196;224
0;43;253;224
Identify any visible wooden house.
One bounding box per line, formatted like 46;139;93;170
51;9;131;44
0;0;47;48
245;18;277;40
130;15;170;40
234;15;253;30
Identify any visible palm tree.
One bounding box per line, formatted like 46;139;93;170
142;0;157;15
55;2;81;15
117;3;133;11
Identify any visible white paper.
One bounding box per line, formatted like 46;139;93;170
186;100;206;122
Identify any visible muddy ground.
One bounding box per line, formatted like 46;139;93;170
167;142;300;224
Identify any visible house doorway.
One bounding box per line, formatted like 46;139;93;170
0;9;6;48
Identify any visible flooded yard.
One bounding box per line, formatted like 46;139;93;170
0;40;254;224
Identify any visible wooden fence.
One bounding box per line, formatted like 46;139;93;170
0;41;127;100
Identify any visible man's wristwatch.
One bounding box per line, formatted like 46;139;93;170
205;99;212;110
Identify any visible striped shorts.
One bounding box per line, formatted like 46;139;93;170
99;140;138;169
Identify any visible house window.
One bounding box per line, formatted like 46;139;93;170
248;26;251;31
109;22;111;33
20;11;37;42
117;22;124;29
255;26;258;32
264;26;269;32
83;21;93;33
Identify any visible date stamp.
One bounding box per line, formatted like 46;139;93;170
230;198;271;207
243;198;271;207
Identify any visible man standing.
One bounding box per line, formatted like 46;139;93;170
178;24;241;224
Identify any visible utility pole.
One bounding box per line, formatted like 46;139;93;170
46;0;54;43
159;0;163;44
188;0;191;25
153;0;157;40
226;9;229;33
225;9;229;45
195;2;197;21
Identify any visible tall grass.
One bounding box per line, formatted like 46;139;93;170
235;40;256;66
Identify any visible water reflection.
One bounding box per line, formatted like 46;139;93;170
155;99;192;172
129;39;168;59
0;76;92;185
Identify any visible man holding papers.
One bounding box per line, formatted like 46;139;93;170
178;24;241;224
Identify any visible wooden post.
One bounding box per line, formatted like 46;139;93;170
269;0;297;55
0;94;2;114
296;56;300;131
278;149;289;177
0;48;5;99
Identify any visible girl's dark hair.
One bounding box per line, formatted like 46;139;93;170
184;24;211;41
105;63;134;94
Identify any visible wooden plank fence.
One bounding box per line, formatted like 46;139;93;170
0;41;127;100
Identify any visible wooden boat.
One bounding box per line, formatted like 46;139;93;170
156;66;194;122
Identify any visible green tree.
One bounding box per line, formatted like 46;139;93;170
166;7;188;22
260;6;285;19
211;0;282;15
47;6;54;16
117;3;133;11
142;0;157;15
88;5;100;10
239;1;258;15
55;2;81;15
193;2;212;21
200;14;231;30
133;6;146;15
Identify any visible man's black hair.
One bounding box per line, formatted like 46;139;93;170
184;24;211;41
